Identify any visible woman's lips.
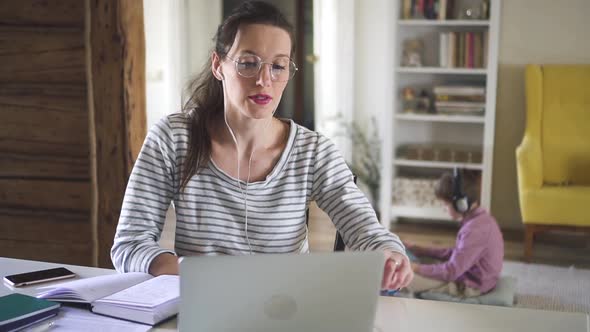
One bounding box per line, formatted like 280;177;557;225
248;94;272;105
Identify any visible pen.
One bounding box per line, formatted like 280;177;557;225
26;319;56;332
380;289;399;296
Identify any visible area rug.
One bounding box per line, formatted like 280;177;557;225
502;261;590;313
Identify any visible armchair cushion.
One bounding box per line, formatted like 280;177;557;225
520;186;590;227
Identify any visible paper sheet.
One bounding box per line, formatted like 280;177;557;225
25;306;151;332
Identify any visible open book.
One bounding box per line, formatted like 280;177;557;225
36;273;179;326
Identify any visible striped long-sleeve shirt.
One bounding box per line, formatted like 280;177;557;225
111;113;405;273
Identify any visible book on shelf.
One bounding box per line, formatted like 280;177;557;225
402;0;455;20
433;85;486;114
0;293;60;332
36;273;179;326
435;101;485;108
439;31;488;69
433;85;485;95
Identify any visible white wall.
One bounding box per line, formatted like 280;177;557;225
144;0;222;130
144;0;176;129
491;0;590;228
313;0;355;161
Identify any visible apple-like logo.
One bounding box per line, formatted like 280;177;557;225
263;294;298;320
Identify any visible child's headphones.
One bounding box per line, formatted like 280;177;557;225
452;168;470;213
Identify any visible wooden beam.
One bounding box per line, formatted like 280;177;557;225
0;26;85;83
88;0;147;268
0;0;84;27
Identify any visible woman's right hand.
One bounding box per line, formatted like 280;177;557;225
148;253;180;276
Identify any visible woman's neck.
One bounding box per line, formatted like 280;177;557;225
217;112;281;157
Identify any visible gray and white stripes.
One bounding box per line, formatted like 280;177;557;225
111;113;405;273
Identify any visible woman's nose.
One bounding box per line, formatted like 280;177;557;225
256;63;273;87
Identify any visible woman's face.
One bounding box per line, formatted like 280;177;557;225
213;24;292;121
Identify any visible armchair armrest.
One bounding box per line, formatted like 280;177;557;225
516;136;542;190
517;65;544;191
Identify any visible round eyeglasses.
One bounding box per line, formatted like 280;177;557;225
226;54;298;82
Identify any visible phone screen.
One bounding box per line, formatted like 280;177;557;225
4;267;76;286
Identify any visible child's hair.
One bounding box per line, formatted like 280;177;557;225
434;169;481;206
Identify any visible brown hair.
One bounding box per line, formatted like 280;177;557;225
434;169;481;205
179;1;295;190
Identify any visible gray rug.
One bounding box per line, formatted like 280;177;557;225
502;261;590;313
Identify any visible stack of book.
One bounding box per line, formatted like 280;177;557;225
439;31;488;69
433;85;485;115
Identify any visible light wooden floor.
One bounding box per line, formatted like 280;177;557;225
308;203;590;269
161;203;590;268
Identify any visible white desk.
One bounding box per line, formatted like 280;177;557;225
1;257;588;332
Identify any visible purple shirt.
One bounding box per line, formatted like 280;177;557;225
415;207;504;293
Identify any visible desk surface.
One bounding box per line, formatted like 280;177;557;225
1;257;588;332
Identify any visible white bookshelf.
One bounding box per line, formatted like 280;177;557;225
394;113;485;123
393;159;484;170
398;19;490;27
379;0;501;225
391;205;450;221
396;67;487;75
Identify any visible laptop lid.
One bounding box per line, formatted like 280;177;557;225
179;251;385;332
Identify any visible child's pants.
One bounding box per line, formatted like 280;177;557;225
408;274;482;298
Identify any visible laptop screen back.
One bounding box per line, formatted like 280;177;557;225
179;251;384;332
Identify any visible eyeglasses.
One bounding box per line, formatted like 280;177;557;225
225;54;298;82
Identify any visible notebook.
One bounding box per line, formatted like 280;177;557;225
36;273;179;325
0;293;60;332
179;251;385;332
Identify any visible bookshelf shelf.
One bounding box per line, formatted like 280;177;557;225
391;204;451;221
398;19;490;26
378;0;500;226
394;113;485;123
393;159;484;170
396;67;487;75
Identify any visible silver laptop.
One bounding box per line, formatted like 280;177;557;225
179;251;385;332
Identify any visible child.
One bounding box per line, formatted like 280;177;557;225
406;169;504;298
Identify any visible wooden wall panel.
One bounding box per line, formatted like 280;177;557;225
0;27;85;83
0;0;147;268
0;0;84;27
0;179;90;211
0;153;88;180
0;240;92;266
0;208;90;243
0;107;88;157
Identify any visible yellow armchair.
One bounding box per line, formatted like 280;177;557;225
517;64;590;261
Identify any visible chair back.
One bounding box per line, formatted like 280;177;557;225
529;65;590;185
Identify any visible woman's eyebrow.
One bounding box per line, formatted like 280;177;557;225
239;49;290;58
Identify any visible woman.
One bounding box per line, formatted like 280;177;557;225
111;1;413;291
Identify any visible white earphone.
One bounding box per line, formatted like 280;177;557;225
219;68;306;255
216;67;224;81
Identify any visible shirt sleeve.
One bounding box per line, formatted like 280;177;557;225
414;245;454;260
110;117;178;273
310;134;406;255
416;222;489;282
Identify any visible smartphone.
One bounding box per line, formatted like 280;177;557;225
3;267;76;287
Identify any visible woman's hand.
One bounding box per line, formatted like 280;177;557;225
148;253;180;276
381;251;414;290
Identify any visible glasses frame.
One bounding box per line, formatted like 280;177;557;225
225;54;298;82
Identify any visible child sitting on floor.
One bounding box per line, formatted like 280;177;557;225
405;168;504;298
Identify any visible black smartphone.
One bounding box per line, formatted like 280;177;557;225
3;267;76;287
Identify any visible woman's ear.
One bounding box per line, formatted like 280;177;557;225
211;52;224;81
